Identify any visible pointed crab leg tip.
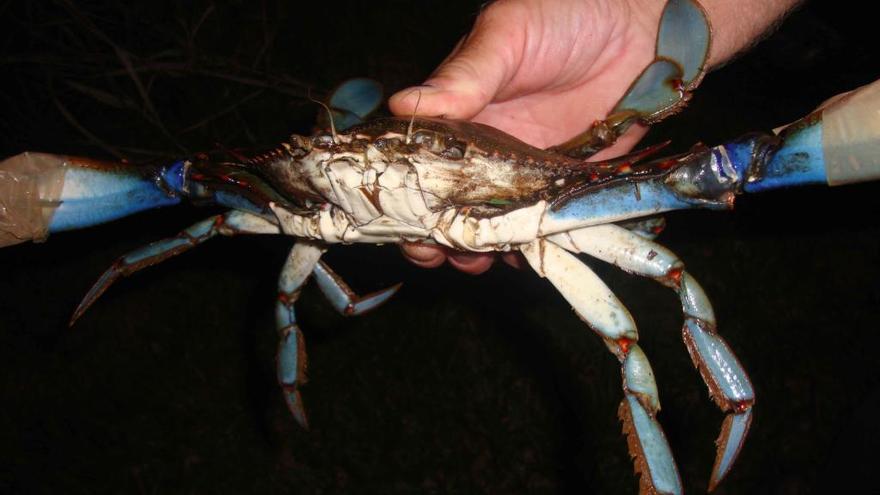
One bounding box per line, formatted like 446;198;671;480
708;408;753;491
294;413;310;431
69;301;94;327
348;282;403;316
284;391;310;430
69;268;123;327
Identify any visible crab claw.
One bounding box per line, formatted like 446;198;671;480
550;0;711;158
320;78;383;131
613;0;711;123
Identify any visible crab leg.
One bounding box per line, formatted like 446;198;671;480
544;79;880;238
70;210;279;324
520;239;682;495
277;253;401;427
275;242;324;428
312;261;401;316
550;224;754;491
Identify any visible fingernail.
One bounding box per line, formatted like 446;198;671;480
448;253;494;275
401;243;444;262
402;84;442;97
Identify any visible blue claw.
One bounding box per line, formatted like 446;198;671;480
0;153;182;244
324;78;384;131
312;261;401;316
48;161;184;234
656;0;711;86
620;395;682;495
550;0;710;158
614;60;688;123
614;0;710;122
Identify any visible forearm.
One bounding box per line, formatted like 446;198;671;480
700;0;803;68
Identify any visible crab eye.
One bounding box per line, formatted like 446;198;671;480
411;130;436;147
441;139;466;160
312;134;335;148
375;137;402;150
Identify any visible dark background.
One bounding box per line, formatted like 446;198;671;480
1;1;878;493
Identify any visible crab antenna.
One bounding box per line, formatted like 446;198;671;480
308;89;339;144
405;89;422;145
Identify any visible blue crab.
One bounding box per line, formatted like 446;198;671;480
2;1;879;493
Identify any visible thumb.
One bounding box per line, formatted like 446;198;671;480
389;9;521;120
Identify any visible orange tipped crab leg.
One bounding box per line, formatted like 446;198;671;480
68;209;398;429
550;224;754;491
520;239;683;495
275;245;400;428
275;242;323;428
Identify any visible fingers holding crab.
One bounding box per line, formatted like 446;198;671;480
550;224;754;490
400;242;526;274
400;242;494;273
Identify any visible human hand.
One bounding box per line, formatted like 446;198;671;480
392;0;664;273
391;0;800;274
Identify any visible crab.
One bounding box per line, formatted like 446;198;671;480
2;0;879;493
